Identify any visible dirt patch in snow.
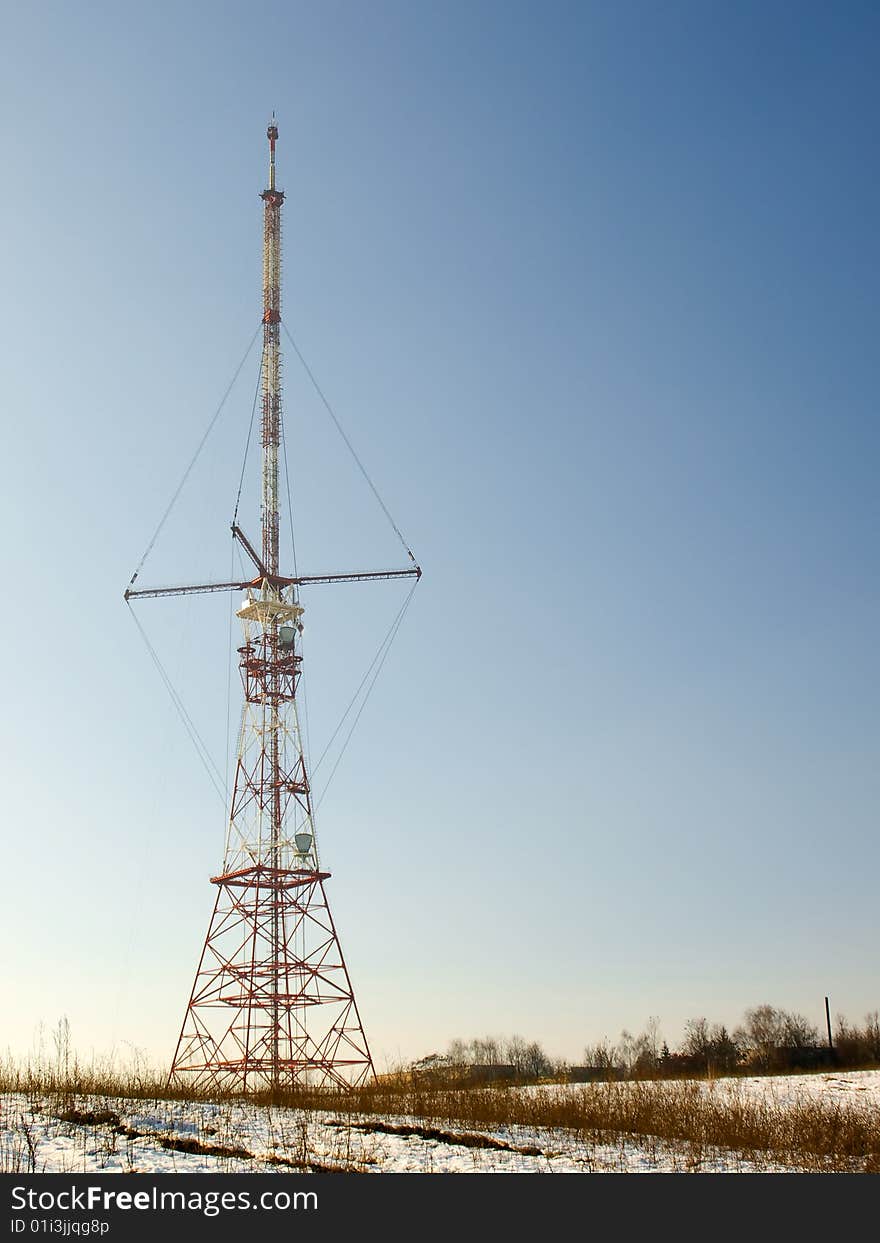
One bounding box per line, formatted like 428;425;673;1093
329;1118;542;1156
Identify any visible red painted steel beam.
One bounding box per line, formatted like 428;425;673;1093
231;523;270;578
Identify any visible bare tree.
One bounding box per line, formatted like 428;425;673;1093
471;1037;502;1065
583;1039;620;1072
643;1016;662;1063
680;1018;740;1072
504;1036;529;1074
447;1038;467;1065
446;1036;503;1066
618;1025;660;1077
522;1041;552;1079
742;1004;785;1068
683;1018;711;1060
865;1011;880;1061
780;1012;819;1049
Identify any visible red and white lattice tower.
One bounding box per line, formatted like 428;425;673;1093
125;122;420;1091
169;120;376;1091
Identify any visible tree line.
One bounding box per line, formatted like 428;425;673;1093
436;1005;880;1082
586;1004;880;1076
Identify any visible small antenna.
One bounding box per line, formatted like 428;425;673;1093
267;114;278;190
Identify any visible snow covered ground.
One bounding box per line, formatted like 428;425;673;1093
1;1069;877;1175
528;1067;880;1110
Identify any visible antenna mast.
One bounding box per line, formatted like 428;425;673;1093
261;116;282;577
261;117;284;1087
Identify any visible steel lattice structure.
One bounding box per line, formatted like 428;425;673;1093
127;121;419;1092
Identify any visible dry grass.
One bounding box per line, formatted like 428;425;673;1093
2;1058;878;1173
272;1074;880;1171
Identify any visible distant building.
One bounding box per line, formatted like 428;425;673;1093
410;1055;517;1086
565;1066;623;1083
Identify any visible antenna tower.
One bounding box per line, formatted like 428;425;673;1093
126;121;420;1091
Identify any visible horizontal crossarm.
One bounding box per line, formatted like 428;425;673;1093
124;565;421;601
292;567;421;587
125;580;253;600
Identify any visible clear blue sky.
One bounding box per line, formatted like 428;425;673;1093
1;1;877;1070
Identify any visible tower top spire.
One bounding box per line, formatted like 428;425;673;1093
267;115;278;190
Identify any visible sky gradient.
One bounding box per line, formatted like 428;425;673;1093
1;1;877;1071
